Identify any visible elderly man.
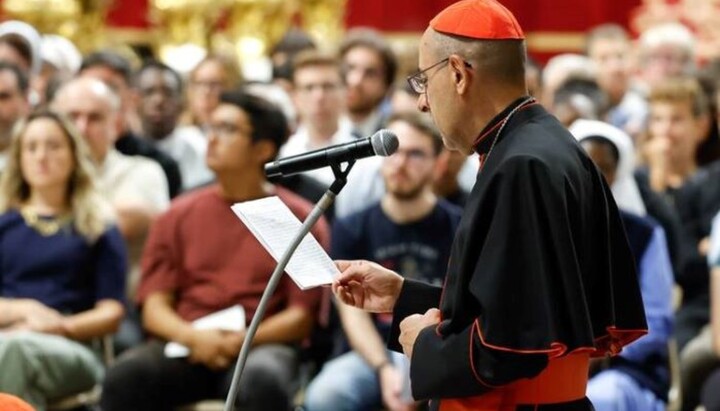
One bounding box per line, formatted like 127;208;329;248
331;1;648;410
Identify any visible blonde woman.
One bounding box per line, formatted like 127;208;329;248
0;110;127;411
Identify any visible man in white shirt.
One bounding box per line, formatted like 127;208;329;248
281;51;354;185
53;77;170;350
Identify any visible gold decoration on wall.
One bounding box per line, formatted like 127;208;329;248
300;0;347;51
150;0;232;73
211;0;297;81
3;0;112;52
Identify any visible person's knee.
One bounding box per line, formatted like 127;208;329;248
303;370;360;411
586;372;624;411
303;381;342;411
242;362;289;400
0;333;42;360
101;348;155;409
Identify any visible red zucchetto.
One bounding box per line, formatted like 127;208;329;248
430;0;524;40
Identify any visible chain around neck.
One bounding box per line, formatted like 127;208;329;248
481;96;536;171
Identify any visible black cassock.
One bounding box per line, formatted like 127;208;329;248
388;99;648;411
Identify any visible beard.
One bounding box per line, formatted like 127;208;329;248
385;175;430;200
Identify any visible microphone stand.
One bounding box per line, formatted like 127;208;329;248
223;160;356;411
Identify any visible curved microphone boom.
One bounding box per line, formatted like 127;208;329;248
264;129;399;179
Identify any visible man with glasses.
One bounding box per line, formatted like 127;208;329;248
101;90;327;411
331;1;648;410
304;111;461;411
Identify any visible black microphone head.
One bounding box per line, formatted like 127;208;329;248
370;129;399;157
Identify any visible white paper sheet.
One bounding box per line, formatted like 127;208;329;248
231;196;338;289
164;305;245;358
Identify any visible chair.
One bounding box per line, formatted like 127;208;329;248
668;337;682;411
47;335;114;411
177;400;225;411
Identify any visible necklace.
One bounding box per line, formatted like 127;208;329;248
481;96;536;171
20;207;72;236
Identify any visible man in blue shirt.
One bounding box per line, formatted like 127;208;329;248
304;111;462;411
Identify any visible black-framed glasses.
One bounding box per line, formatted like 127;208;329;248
406;58;472;94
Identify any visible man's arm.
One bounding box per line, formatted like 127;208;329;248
114;202;158;240
252;304;314;346
409;323;548;399
142;291;239;370
387;279;443;353
338;303;390;370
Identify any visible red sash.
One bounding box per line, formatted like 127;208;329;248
439;352;590;411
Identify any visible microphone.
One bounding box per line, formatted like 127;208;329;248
265;129;399;179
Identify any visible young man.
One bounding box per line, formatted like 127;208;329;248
134;61;213;190
101;90;328;411
339;28;397;138
281;51;353;185
641;77;709;198
585;24;647;138
304;112;461;411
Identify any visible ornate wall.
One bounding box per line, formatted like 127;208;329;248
9;0;717;68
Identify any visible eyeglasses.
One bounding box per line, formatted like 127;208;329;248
406;58;472;94
390;148;433;163
296;82;342;94
208;121;249;141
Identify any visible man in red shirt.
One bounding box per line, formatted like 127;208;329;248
101;90;329;411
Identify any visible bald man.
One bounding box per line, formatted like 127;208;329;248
52;78;169;342
330;1;648;410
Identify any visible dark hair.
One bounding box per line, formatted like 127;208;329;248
387;111;443;155
0;36;32;70
554;77;609;119
340;28;398;87
271;29;317;81
219;89;289;156
134;60;183;94
80;50;132;86
0;61;28;93
580;135;620;170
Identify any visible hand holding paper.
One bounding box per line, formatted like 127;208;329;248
165;305;245;358
231;196;339;289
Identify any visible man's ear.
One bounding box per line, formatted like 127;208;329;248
254;138;278;164
448;55;471;94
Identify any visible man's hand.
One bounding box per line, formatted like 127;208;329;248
378;364;415;411
332;260;404;313
399;308;441;359
187;329;244;370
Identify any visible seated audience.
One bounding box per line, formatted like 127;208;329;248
571;119;674;411
0;110;126;410
101;90;328;411
304;112;461;411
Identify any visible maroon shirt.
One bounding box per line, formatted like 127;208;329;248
137;185;328;323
